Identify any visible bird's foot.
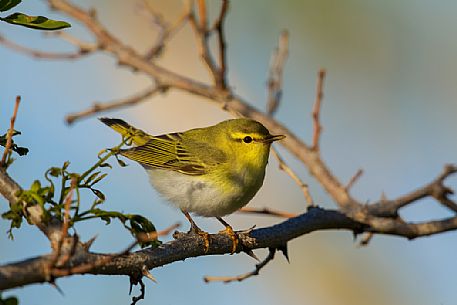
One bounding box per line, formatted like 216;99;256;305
218;225;239;254
188;224;210;253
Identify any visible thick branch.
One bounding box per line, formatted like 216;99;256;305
0;207;361;290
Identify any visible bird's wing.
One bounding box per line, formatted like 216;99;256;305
119;133;226;176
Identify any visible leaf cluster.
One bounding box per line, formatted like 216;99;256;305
2;138;158;248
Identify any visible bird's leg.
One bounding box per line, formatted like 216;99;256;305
216;217;239;254
181;210;210;252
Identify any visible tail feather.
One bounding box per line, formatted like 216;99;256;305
99;117;151;146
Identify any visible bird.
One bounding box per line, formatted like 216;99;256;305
100;117;285;253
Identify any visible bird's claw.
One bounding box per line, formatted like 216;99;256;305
189;225;210;253
219;225;239;254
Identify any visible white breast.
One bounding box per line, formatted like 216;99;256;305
146;168;246;217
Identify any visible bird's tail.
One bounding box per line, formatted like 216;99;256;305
99;117;151;146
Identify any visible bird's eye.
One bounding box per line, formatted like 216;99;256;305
243;136;253;143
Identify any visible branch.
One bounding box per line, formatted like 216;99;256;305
65;85;167;125
238;207;297;218
266;30;289;115
345;168;364;192
0;33;96;60
140;0;191;60
311;69;326;151
1;96;20;167
188;0;228;89
368;164;457;217
0;207;362;290
2;160;457;291
271;147;314;206
203;247;276;283
212;0;229;90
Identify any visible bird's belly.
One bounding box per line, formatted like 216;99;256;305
146;168;260;217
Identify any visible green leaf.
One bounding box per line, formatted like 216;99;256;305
30;180;41;192
91;189;105;201
62;161;70;170
90;173;107;186
84;171;101;185
1;13;71;30
0;293;19;305
116;158;128;167
13;146;28;156
0;0;21;12
47;167;61;178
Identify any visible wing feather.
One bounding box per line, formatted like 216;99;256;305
120;133;225;176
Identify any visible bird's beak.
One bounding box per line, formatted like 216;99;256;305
261;134;286;143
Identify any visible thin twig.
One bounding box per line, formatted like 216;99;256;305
0;34;95;60
48;177;77;271
197;0;207;31
212;0;229;89
44;31;98;52
345;169;364;192
358;232;374;247
60;178;77;245
368;164;457;216
189;0;227;89
1;96;21;167
140;0;191;60
238;207;297;218
311;69;326;150
266;30;289;115
65;85;166;124
203;248;276;283
271;147;314;206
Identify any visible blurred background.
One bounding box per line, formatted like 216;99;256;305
1;1;457;304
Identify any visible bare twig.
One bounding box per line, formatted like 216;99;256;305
130;278;145;305
44;31;98;52
358;232;374;247
47;177;77;275
238;207;297;218
65;85;167;124
271;147;314;206
140;0;191;60
189;0;228;89
266;30;289;115
0;34;96;60
212;0;229;89
368;164;457;217
1;96;21;167
197;0;207;31
345;169;364;192
142;265;157;283
61;178;77;243
311;69;326;150
203;248;276;283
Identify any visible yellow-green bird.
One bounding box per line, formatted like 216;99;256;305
100;118;285;252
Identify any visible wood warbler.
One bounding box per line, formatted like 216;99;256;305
100;118;285;252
